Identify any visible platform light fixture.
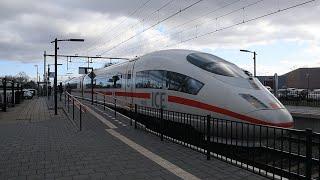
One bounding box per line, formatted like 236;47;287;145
50;38;84;115
240;49;257;77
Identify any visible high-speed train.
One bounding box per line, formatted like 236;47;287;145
64;49;293;128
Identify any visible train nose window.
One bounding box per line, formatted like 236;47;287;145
187;53;248;78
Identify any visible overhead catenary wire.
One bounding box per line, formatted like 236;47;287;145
91;0;176;55
113;0;317;56
112;0;262;56
72;0;152;55
99;0;205;55
165;0;317;48
80;0;154;54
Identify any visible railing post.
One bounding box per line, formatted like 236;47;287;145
79;105;82;131
72;98;75;120
67;94;70;113
114;98;116;117
305;128;313;180
134;104;137;129
64;93;66;107
160;108;164;141
11;81;15;107
103;95;105;110
3;78;7;112
95;93;97;106
206;115;211;160
130;105;133;126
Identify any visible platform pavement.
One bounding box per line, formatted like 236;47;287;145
0;97;267;179
286;105;320;119
73;98;268;180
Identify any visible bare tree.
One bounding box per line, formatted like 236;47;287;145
15;72;29;83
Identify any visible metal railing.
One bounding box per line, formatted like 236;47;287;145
0;78;23;112
133;105;319;180
279;90;320;107
64;92;87;131
70;91;320;179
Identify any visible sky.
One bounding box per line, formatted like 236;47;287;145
0;0;319;81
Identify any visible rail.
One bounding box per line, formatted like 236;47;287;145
64;92;87;131
279;90;320;107
133;105;320;180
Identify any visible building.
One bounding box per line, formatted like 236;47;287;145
257;67;320;90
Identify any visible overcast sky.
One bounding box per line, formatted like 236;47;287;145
0;0;319;81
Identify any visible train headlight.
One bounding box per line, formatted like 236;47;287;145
240;94;269;109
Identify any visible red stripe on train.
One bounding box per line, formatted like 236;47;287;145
168;95;293;128
115;92;151;99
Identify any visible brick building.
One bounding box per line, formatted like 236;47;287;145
257;67;320;90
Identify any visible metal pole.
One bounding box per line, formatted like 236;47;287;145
16;83;20;104
11;81;15;107
161;108;163;141
206;115;211;160
134;104;137;129
91;77;93;105
35;65;38;97
72;98;75;120
80;105;82;131
3;78;7;112
54;38;58;115
59;82;62;102
47;64;50;100
103;95;105;110
253;51;256;77
67;94;70;113
114;98;116;117
44;51;46;82
45;51;48;98
95;93;97;106
305;128;312;180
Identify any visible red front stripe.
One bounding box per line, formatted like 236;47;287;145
168;95;293;128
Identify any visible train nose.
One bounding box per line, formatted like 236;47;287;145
246;108;294;128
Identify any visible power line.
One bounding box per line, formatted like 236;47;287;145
166;0;317;48
75;0;153;54
99;0;205;55
92;0;176;55
112;0;263;55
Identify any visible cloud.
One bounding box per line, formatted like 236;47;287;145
0;0;319;78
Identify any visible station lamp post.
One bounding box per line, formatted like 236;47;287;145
50;38;84;115
34;65;39;96
240;49;257;77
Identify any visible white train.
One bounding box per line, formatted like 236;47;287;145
65;49;293;128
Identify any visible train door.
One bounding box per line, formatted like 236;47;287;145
125;60;136;108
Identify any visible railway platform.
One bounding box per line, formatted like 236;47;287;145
286;105;320;132
0;97;266;180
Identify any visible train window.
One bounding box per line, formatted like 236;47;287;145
95;77;108;88
112;75;122;88
166;71;203;95
187;53;248;78
84;75;92;88
136;70;203;95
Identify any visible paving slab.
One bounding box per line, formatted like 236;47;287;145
76;98;268;180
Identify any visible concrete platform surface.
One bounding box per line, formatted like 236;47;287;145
0;97;267;180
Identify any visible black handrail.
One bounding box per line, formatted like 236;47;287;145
64;92;87;131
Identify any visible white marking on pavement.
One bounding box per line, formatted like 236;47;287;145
105;129;200;180
86;106;117;129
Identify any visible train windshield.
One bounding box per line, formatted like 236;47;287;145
187;53;248;78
